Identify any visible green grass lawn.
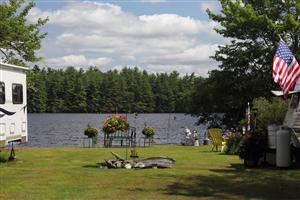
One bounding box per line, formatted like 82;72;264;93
0;145;299;200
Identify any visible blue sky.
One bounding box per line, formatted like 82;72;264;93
24;0;227;77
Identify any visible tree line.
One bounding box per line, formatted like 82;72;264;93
27;65;204;114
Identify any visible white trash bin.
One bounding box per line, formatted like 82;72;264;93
276;125;291;168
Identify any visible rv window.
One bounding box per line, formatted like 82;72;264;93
12;84;23;104
0;82;4;104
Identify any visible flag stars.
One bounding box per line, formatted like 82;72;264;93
273;39;300;99
276;40;294;66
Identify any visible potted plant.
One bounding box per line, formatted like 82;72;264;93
203;132;210;145
238;130;267;167
142;123;155;145
84;124;99;147
102;115;130;134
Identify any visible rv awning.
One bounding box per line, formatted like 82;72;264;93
271;90;300;97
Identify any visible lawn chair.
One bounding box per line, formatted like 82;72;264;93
208;129;226;152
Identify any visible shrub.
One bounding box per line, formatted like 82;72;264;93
0;152;9;163
238;130;267;162
224;128;244;155
253;97;286;129
237;97;287;131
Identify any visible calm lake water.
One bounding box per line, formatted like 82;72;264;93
16;113;208;148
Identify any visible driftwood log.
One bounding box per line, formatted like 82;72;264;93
100;151;175;169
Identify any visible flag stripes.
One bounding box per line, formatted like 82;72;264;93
273;39;300;98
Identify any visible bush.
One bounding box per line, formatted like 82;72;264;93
224;128;244;155
237;97;287;131
0;152;9;163
238;130;267;162
252;97;287;129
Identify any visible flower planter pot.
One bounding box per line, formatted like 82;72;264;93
204;138;210;145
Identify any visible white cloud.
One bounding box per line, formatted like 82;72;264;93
139;43;219;65
44;55;113;69
121;55;136;61
27;2;219;37
136;0;168;2
146;64;193;72
112;65;124;72
28;1;223;77
199;2;220;13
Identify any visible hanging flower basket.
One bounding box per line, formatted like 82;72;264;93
84;124;99;138
142;124;155;144
102;115;130;134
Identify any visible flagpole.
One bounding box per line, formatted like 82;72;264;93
248;102;250;131
278;34;282;40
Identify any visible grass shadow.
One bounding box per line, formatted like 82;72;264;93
163;163;300;199
82;165;99;168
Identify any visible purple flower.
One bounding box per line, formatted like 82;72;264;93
231;128;233;130
234;139;236;141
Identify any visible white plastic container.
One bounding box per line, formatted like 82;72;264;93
268;125;279;149
276;126;291;168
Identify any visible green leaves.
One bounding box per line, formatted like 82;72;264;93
27;66;195;114
0;0;48;65
252;97;287;129
185;0;300;129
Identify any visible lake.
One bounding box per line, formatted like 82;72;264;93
15;113;209;147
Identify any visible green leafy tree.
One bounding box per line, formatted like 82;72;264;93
63;66;86;112
101;70;120;112
84;67;103;113
45;68;65;113
27;65;47;113
185;0;300;128
252;97;287;129
121;67;140;113
0;0;48;65
140;70;154;113
117;73;129;113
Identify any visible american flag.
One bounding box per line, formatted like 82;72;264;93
273;39;300;98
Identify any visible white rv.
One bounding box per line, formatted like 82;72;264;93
0;63;28;148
